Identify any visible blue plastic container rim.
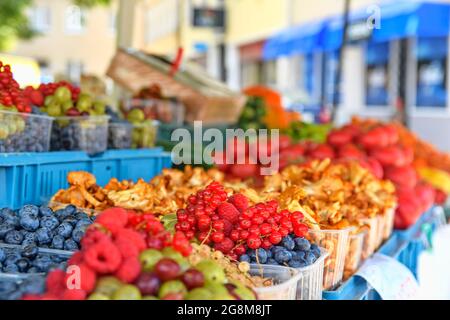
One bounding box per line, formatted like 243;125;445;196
0;148;169;166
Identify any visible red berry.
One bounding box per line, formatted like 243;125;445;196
251;214;264;225
234;244;246;256
228;193;249;212
262;239;272;249
279;227;289;237
239;230;249;240
247;235;262;249
197;215;211;231
230;229;240;241
213;237;234;254
269;232;282;244
211;231;225;243
217;203;240;223
212;220;225;231
294;223;308;237
259;223;272;235
239;219;251;229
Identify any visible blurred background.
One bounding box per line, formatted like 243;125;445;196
1;0;450;150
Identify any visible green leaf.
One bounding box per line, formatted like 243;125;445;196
161;214;178;233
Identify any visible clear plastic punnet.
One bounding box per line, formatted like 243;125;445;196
343;230;366;280
295;248;328;300
382;206;396;240
50;115;109;155
108;122;133;149
249;264;301;300
360;216;379;260
307;227;351;291
0;110;53;152
123;98;184;125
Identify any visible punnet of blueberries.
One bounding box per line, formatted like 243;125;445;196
0;111;53;153
50;117;109;155
108;107;133;151
0;204;94;251
0;276;46;300
239;235;322;268
0;245;69;275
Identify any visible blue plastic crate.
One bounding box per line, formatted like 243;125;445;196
0;148;172;209
322;207;444;300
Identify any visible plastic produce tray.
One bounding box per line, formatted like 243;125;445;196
0;148;172;209
322;207;445;300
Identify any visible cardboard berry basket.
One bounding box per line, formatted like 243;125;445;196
295;248;328;300
0;110;53;153
307;227;352;291
249;264;302;300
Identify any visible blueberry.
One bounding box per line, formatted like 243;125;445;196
63;205;76;216
305;251;317;266
75;219;92;229
4;253;21;266
266;258;278;265
75;212;89;221
0;224;15;240
281;236;295;250
266;249;272;259
0;281;17;294
294;237;311;251
310;244;321;257
55;209;70;222
274;249;292;264
21;245;39;259
0;209;19;227
18;205;39;219
51;235;65;250
20;277;46;295
50;255;66;263
3;264;19;274
35;228;52;245
39;206;54;217
0;248;5;263
16;258;30;272
56;222;73;239
247;250;257;262
27;267;39;274
71;225;87;244
19;215;40;232
270;246;284;254
256;249;268;264
64;239;78;251
295;251;306;261
40;216;60;231
4;230;24;245
33;255;52;272
63;216;78;227
239;254;251;263
58;261;67;271
288;259;303;268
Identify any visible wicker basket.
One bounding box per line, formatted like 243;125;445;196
107;48;245;125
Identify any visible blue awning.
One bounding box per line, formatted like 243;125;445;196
322;0;450;51
263;21;326;60
264;0;450;58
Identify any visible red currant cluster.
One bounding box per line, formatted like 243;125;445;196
0;62;32;113
126;211;192;256
38;81;80;101
175;182;309;260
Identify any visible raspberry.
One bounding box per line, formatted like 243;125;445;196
172;231;192;256
96;207;129;233
114;236;139;258
22;294;42;300
81;229;109;249
114;229;146;252
46;269;66;295
84;240;122;274
41;293;59;300
222;219;233;235
67;251;84;266
217;203;239;223
114;256;141;283
61;289;87;300
64;263;97;293
228;194;249;212
213;237;234;254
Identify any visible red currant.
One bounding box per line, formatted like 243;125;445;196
247;235;262;249
211;231;225;243
239;219;251;229
269;232;282;244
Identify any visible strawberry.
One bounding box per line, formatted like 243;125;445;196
29;89;44;106
414;184;436;212
327;129;353;147
365;158;384;179
217;202;240;223
384;165;418;189
308;144;335;160
383;124;399;145
370;145;405;167
338;143;365;159
358;127;389;150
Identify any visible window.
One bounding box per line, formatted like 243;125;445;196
66;60;84;84
416;37;448;108
365;42;390;106
322;50;341;106
30;6;51;33
65;5;86;34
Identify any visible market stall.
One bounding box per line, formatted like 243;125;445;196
0;49;449;301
